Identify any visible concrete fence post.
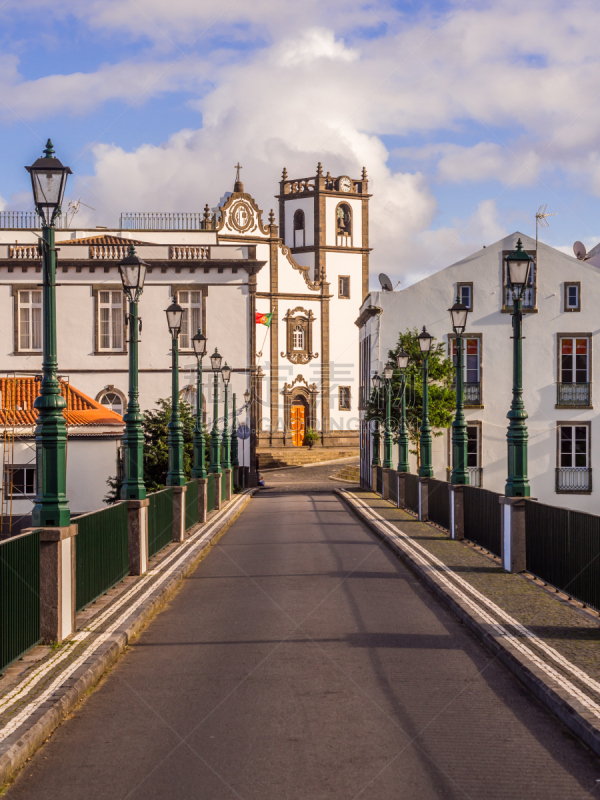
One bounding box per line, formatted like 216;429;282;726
381;468;392;500
397;473;407;509
449;485;465;540
214;473;223;511
500;497;527;573
127;498;149;576
172;485;187;542
33;524;78;643
225;468;232;502
418;478;429;522
198;478;208;523
371;465;377;492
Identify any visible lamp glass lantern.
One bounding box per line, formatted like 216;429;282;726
243;389;251;404
383;363;394;381
506;238;533;290
119;245;148;302
418;326;433;355
372;373;382;390
25;140;72;225
210;348;223;372
192;329;207;359
449;300;469;335
165;297;183;337
396;350;409;371
221;363;232;385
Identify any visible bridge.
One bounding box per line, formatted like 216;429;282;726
1;463;600;798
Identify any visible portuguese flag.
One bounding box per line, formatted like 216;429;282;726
255;311;273;327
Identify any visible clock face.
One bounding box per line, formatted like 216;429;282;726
339;176;352;193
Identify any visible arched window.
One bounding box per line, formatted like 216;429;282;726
97;389;124;416
293;324;305;350
336;203;352;247
293;209;305;248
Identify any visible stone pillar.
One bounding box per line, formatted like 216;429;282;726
214;473;223;511
198;478;208;523
381;468;392;500
172;485;187;543
500;497;527;573
225;468;232;501
371;465;377;491
397;473;407;509
127;498;149;576
232;466;240;489
418;478;429;522
36;524;78;643
449;485;465;541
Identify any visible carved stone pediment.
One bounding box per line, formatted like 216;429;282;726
281;308;318;364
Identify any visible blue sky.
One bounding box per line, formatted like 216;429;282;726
1;0;600;285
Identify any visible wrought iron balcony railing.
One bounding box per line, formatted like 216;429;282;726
557;382;591;406
464;382;481;405
120;212;216;231
0;211;70;230
556;467;592;492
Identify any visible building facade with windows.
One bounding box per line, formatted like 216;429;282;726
0;163;367;514
356;231;600;512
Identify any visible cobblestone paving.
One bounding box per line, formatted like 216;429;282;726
350;489;600;701
261;459;360;493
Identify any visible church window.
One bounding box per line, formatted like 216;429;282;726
293;324;305;350
177;290;202;349
336;203;352;247
293;209;305;248
339;386;351;410
339;276;350;298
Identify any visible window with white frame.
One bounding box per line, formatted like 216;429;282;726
5;464;36;497
339;386;351;410
98;290;124;351
560;337;589;383
458;283;473;310
177;290;202;350
503;251;535;309
293;324;305;350
466;425;479;468
565;283;580;311
18;290;42;351
559;425;589;468
452;336;481;405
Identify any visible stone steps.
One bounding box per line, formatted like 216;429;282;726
336;466;360;481
257;448;358;470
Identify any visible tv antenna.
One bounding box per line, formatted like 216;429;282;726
66;199;95;226
378;273;401;292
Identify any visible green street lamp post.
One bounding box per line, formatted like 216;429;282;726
371;373;381;466
231;393;239;467
505;239;533;497
165;297;185;486
396;349;410;473
418;326;434;478
119;245;148;500
209;348;222;473
449;299;470;485
382;363;395;469
220;364;232;471
191;329;208;479
26;140;72;528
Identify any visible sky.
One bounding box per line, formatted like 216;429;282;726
1;0;600;288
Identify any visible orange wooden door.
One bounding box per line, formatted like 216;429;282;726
291;405;305;446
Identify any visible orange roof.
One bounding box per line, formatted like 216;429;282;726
0;378;124;427
56;234;153;246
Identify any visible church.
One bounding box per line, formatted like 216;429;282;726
0;162;369;510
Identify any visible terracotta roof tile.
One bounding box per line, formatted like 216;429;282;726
0;378;124;427
55;234;153;246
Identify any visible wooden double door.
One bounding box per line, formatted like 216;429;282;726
291;402;306;446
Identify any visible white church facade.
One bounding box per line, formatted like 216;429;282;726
0;163;368;516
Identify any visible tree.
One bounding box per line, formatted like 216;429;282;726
105;397;198;502
365;328;455;467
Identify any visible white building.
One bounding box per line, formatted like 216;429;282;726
357;231;600;512
0;163;368;510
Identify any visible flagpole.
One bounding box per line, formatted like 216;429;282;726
256;324;270;359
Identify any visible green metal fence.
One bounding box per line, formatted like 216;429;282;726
76;502;129;612
463;485;502;556
185;480;199;530
1;530;41;673
207;474;215;513
221;471;227;503
148;488;174;559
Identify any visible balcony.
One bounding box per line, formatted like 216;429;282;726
557;382;591;407
556;467;592;493
464;382;481;406
120;212;215;231
0;211;69;230
445;466;482;487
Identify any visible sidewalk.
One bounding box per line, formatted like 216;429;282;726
0;490;254;788
338;487;600;756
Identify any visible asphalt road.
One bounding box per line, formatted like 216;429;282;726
6;489;600;799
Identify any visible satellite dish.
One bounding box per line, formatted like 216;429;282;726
573;241;587;260
379;273;394;291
